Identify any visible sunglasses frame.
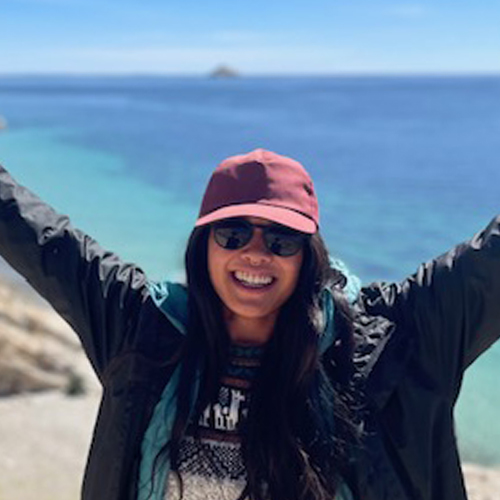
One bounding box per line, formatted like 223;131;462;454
212;218;308;257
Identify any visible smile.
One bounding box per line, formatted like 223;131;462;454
232;271;275;288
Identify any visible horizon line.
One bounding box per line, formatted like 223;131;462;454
0;70;500;79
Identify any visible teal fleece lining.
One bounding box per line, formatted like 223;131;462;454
138;281;191;500
138;260;360;500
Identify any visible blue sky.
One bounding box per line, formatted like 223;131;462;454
1;0;500;74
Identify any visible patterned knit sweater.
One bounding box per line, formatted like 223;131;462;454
165;344;262;500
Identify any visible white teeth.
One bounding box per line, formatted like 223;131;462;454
234;271;273;286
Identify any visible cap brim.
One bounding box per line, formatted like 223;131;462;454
195;203;317;234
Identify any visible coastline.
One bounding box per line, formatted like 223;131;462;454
0;271;499;499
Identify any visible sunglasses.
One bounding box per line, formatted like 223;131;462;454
212;218;307;257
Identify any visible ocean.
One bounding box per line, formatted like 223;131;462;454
0;75;499;465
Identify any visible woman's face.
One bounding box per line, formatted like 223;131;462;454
208;216;303;332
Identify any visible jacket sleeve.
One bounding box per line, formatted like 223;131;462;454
0;165;150;381
393;215;500;396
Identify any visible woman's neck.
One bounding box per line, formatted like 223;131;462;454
223;308;277;346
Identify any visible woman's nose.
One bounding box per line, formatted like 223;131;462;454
240;229;272;264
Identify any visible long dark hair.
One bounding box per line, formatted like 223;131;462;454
157;225;363;499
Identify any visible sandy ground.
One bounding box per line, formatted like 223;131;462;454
462;463;500;500
0;391;100;500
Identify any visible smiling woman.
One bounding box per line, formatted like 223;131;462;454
0;149;500;500
164;152;360;500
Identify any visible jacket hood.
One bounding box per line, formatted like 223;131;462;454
148;281;189;335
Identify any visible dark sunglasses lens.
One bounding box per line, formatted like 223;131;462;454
264;229;304;256
214;222;252;250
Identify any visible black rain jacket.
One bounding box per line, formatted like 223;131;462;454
1;165;499;500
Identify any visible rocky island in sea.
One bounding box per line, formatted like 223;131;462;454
209;64;240;78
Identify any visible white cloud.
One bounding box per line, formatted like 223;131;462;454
386;4;429;18
65;45;346;73
6;0;89;5
0;44;356;74
209;30;273;44
2;39;499;75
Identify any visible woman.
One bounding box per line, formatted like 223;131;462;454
0;149;499;500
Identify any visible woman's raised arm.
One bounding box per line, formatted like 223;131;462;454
0;164;150;381
365;215;500;399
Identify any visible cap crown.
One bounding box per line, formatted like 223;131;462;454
197;149;319;233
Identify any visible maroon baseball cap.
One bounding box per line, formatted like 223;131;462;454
195;149;319;234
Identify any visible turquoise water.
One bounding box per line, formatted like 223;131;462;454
0;126;192;281
0;76;499;464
